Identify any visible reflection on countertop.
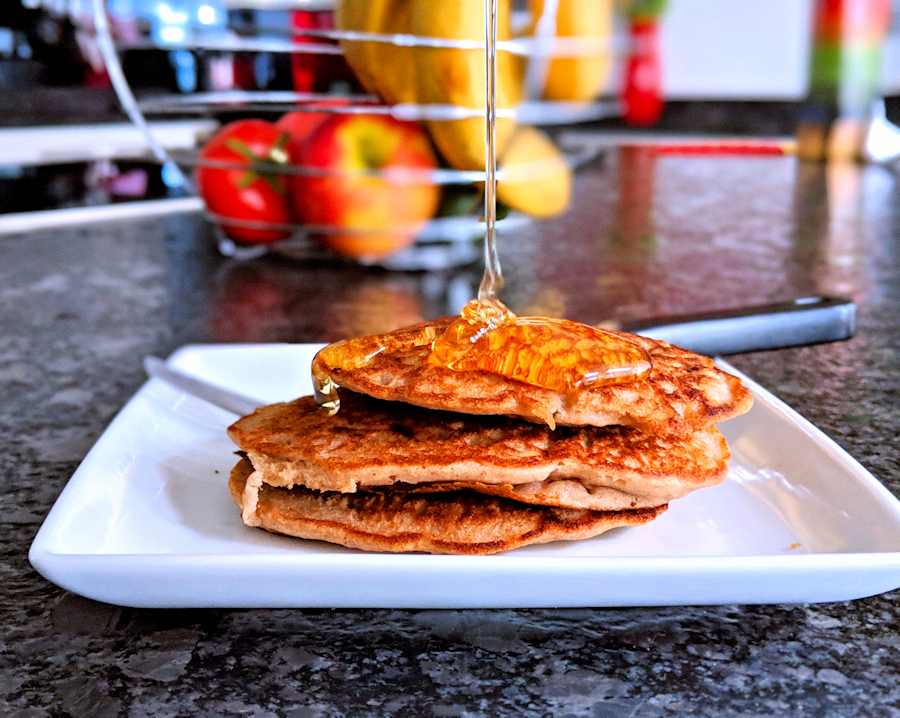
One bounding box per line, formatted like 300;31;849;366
1;150;898;716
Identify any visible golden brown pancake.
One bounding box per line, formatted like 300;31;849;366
310;318;753;434
229;458;667;555
227;392;729;510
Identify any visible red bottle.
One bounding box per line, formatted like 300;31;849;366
623;19;663;127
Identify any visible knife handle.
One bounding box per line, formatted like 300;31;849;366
624;296;857;355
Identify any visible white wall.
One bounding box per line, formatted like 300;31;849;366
660;0;900;100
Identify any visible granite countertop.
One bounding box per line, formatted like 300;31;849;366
1;151;897;717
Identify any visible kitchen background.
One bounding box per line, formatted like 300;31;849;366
2;0;899;228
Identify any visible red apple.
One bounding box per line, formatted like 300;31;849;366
276;111;329;149
276;99;351;157
291;115;440;259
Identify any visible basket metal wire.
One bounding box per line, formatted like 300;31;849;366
89;0;625;269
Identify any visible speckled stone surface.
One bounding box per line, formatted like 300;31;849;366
1;152;898;717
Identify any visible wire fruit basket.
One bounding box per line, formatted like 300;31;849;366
89;0;629;270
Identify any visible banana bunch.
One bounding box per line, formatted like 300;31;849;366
336;0;572;219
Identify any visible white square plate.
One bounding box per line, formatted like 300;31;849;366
29;344;900;608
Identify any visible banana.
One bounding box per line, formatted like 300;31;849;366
528;0;614;102
497;125;572;218
335;0;384;98
369;0;418;104
337;1;418;105
410;0;520;171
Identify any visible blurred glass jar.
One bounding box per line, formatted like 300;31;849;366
796;0;892;161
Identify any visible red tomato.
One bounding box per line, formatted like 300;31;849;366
196;120;295;245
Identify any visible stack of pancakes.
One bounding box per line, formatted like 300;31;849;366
227;319;752;554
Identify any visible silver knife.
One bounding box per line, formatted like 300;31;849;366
144;356;261;415
617;296;856;355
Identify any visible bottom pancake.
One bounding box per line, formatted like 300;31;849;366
230;458;667;555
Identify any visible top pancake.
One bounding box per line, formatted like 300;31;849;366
311;318;752;434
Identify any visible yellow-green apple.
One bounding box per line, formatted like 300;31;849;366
292;114;440;259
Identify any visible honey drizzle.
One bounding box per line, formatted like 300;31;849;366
312;0;652;415
312;324;440;414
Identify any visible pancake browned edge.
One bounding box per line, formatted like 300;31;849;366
227;393;730;511
311;318;753;434
229;458;667;555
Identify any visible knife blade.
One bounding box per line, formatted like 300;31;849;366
617;296;856;355
144;356;261;415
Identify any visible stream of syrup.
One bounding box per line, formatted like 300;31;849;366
478;0;503;303
313;0;651;412
426;0;651;393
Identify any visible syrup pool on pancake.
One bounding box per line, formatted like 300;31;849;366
312;322;440;414
428;299;651;394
